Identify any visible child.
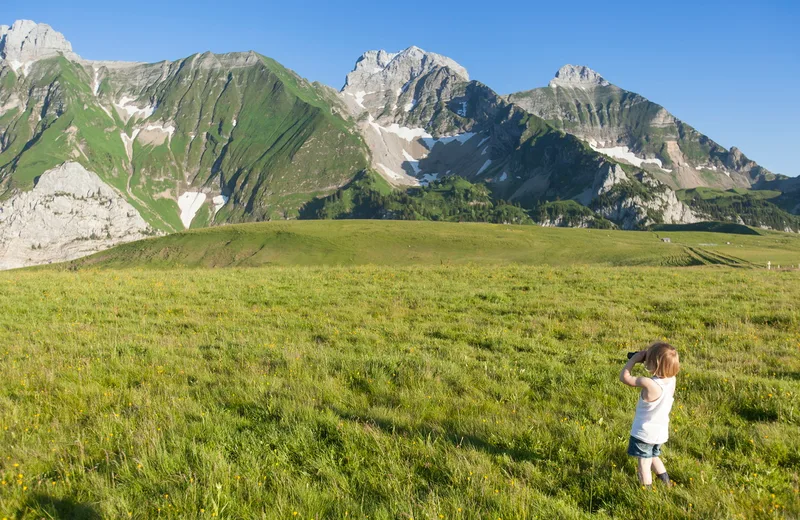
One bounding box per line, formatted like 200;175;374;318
619;341;681;487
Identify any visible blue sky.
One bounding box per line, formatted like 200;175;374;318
5;0;799;176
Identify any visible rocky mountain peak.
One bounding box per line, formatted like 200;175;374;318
342;45;469;95
549;64;610;88
0;19;77;65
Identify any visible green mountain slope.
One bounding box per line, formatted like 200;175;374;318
301;171;532;224
429;80;616;207
0;51;369;232
507;65;773;191
676;187;800;232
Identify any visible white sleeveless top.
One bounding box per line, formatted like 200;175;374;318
630;376;676;445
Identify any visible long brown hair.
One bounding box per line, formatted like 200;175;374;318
645;342;680;378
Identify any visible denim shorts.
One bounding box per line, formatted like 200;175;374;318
627;436;662;458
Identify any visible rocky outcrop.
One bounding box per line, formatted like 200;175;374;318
0;20;78;68
0;162;153;270
549;65;610;88
590;169;700;230
536;215;598;228
590;164;629;199
339;46;477;186
341;46;469;119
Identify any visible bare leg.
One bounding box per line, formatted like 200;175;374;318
651;457;666;475
652;457;671;485
637;457;653;486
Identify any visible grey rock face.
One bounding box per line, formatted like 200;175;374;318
549;65;610;88
590;170;699;230
343;46;468;99
0;20;77;64
339;46;476;187
592;164;628;197
536;215;597;229
341;46;469;122
724;146;761;173
339;46;624;209
0;162;153;270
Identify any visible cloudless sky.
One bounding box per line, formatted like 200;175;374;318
5;0;799;176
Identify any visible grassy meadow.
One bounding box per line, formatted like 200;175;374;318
69;220;800;269
1;222;799;519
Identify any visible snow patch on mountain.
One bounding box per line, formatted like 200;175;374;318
370;124;477;148
402;150;421;175
120;129;141;161
177;192;207;229
6;60;24;73
143;123;175;140
422;132;477;149
114;96;156;122
371;121;432;141
92;68;101;95
419;173;439;186
212;195;229;214
589;142;664;169
378;163;411;182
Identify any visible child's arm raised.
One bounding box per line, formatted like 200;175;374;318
619;351;661;401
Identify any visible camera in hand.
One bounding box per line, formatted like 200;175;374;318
627;352;637;360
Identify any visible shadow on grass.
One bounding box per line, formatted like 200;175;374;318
22;494;101;520
735;404;779;422
774;370;800;382
651;222;762;235
331;406;546;464
330;407;636;514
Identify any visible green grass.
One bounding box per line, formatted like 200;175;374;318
0;262;798;519
66;220;800;270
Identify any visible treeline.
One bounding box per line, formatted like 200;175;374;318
299;170;799;233
300;172;533;224
681;191;800;232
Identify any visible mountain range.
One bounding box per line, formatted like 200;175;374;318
0;20;797;268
